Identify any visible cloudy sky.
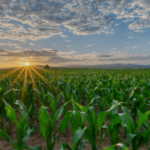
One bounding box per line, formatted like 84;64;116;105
1;0;150;68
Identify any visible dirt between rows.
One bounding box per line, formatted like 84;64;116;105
0;106;149;150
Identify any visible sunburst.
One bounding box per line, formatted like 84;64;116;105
0;64;53;102
25;62;30;66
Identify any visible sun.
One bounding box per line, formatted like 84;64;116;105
25;62;30;66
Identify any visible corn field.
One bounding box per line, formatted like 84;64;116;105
0;67;150;150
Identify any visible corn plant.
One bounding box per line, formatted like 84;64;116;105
0;100;41;150
119;106;150;150
38;101;71;150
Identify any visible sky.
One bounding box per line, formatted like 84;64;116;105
1;0;150;68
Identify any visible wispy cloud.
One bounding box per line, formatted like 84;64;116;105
1;49;150;66
128;36;134;39
87;44;95;47
0;43;18;46
61;35;67;38
132;46;140;49
30;43;34;45
0;0;150;41
66;40;71;42
67;45;72;47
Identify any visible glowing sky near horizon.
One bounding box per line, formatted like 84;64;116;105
1;0;150;68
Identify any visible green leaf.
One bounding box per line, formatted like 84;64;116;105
126;134;136;147
4;101;17;123
77;139;88;150
74;102;89;113
72;111;83;135
60;143;72;150
97;112;106;131
59;112;73;133
39;106;51;139
135;111;150;133
51;101;71;130
47;93;57;114
22;127;34;143
106;100;122;114
72;127;87;149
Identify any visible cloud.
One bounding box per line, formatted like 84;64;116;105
66;40;71;42
30;43;34;45
128;36;134;39
87;44;95;47
0;43;18;46
61;35;67;38
1;49;150;66
15;46;23;49
67;45;72;47
0;49;81;64
132;46;140;49
0;0;150;41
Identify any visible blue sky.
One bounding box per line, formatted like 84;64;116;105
0;0;150;67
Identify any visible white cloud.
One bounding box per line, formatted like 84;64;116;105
66;40;71;42
61;35;67;38
0;43;18;46
67;45;72;47
42;48;52;51
132;46;140;49
0;0;150;41
15;46;23;49
30;43;34;45
87;44;95;47
128;36;134;39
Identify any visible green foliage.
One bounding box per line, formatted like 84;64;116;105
0;100;41;150
1;69;150;150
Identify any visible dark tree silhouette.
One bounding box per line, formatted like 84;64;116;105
44;64;50;69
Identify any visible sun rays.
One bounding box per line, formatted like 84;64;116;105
0;67;22;80
0;64;53;102
21;67;28;101
10;67;25;88
30;66;53;88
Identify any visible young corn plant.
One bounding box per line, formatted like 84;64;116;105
84;107;107;150
107;100;122;146
119;106;150;150
72;101;107;150
0;100;41;150
38;101;72;150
